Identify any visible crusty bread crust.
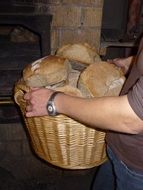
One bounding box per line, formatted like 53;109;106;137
56;43;101;65
54;85;83;97
78;62;126;97
23;55;71;87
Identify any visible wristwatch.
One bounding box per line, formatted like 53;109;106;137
47;91;62;116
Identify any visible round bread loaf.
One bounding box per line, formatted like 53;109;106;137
56;43;101;65
78;62;126;98
54;84;83;97
23;55;71;87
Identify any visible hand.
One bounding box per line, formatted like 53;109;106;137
107;56;134;75
23;88;54;117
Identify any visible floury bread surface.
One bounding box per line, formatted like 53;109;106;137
78;62;126;98
23;55;71;87
56;43;101;65
54;85;83;97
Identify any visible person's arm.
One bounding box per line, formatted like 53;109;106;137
24;88;143;135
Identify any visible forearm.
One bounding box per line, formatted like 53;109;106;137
55;93;143;134
24;88;143;134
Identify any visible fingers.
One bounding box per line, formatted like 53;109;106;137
24;92;31;101
25;111;35;117
107;58;120;63
30;87;40;91
107;58;126;68
25;103;32;112
25;108;45;117
25;101;37;117
107;59;113;63
24;88;39;100
23;88;52;117
24;91;34;115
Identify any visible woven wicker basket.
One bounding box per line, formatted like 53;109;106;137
14;81;107;169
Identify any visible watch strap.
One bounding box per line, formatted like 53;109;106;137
47;91;62;116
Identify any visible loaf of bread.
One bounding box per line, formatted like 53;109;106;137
23;55;71;87
56;43;101;65
54;85;83;97
78;62;126;98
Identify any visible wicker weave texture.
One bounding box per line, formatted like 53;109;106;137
14;83;107;169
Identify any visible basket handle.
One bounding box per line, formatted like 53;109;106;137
14;81;30;106
14;90;25;106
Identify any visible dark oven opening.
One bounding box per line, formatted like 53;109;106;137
0;1;52;123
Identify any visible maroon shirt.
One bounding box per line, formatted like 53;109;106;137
106;37;143;172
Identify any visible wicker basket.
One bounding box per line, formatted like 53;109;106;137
14;81;107;169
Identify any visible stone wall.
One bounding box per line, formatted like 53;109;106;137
47;0;104;53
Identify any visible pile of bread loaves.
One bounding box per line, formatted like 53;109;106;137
22;43;126;98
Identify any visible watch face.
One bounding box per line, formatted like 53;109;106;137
47;102;57;116
48;105;53;113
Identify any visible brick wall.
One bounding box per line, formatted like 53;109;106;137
47;0;104;53
0;0;104;54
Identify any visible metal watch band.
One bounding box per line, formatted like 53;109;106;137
47;91;62;116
